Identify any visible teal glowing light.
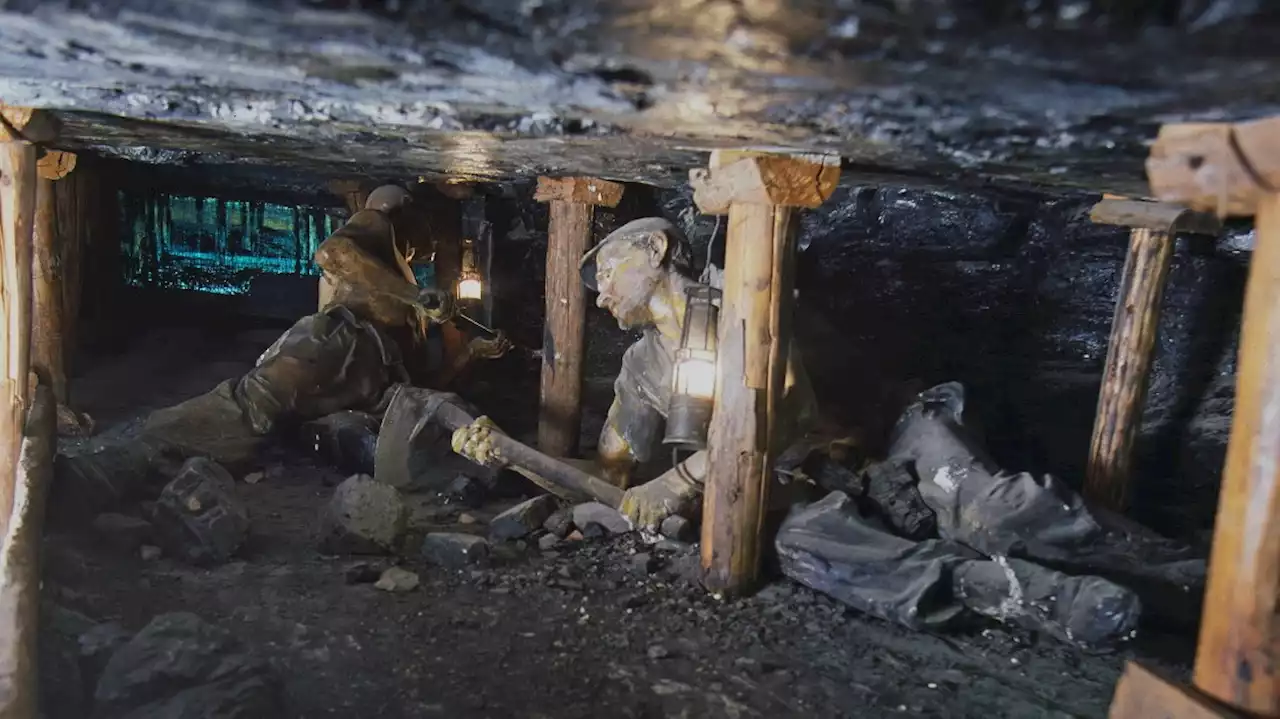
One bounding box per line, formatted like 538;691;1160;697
120;193;341;296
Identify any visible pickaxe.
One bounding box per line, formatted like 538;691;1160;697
374;385;623;506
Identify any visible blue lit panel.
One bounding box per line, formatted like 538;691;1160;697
120;193;341;295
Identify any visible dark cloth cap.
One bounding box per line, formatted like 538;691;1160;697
578;217;696;291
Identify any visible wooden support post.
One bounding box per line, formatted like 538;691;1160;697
0;383;54;718
1084;199;1221;511
533;176;624;457
689;150;839;596
1108;115;1280;719
0;141;37;543
30;152;77;406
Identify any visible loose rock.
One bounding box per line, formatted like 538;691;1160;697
94;612;282;719
344;562;383;585
421;532;490;568
660;515;696;543
630;552;658;576
242;471;264;485
445;474;487;508
538;534;561;551
490;495;558;541
139;545;162;561
374;567;420;592
78;622;133;692
654;539;691;554
90;513;153;552
572;502;631;535
318;474;407;555
543;507;573;538
458;512;479;525
150;458;250;565
301;411;380;477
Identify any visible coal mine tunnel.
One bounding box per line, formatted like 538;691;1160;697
0;1;1277;717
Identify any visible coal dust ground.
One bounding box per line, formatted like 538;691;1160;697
44;320;1198;718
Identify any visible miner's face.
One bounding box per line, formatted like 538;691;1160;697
594;238;663;330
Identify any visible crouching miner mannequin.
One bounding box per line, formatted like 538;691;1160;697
453;216;1205;651
454;217;816;528
57;184;511;519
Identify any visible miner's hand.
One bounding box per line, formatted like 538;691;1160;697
618;472;701;532
451;416;507;468
468;331;514;360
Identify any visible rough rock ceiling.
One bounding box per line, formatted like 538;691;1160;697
1;0;1277;196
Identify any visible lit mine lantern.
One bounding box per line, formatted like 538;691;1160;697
457;238;483;300
663;285;722;450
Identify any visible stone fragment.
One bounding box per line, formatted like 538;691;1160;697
151;458;250;565
572;502;631;535
630;552;658;576
542;507;573;538
300;411;380;477
78;622;133;693
344;562;382;585
94;612;282;719
374;567;420;592
318;474;407;555
445;474;487;508
647;643;670;660
490;495;558;541
242;471;264;484
660;515;696;543
91;513;153;552
421;532;490;568
458;512;479;525
538;534;561;551
139;545;162;561
654;539;692;554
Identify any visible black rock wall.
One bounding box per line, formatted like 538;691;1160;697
486;182;1248;540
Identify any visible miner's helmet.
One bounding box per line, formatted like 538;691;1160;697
364;185;413;213
578;217;697;291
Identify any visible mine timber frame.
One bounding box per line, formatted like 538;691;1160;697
689;150;840;596
534;176;623;459
0;102;62;719
1108;115;1280;718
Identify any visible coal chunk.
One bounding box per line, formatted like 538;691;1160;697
90;513;153;552
660;515;696;543
862;460;936;540
421;532;489;568
78;622;133;694
93;612;282;719
344;562;384;585
572;502;631;535
543;507;573;538
489;495;558;541
151;458;249;565
318;475;408;555
444;474;487;508
300;411;380;476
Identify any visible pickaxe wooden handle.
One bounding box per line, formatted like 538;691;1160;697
375;385;624;506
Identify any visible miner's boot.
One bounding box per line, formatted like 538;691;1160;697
952;557;1140;650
